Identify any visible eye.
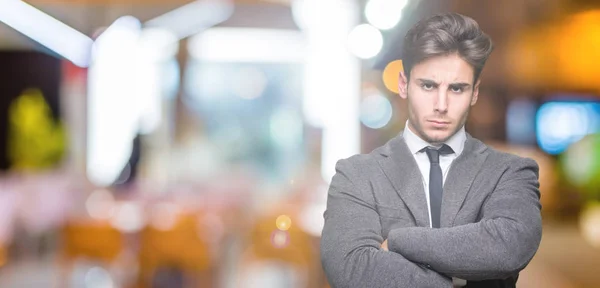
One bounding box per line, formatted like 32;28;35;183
450;86;464;93
421;83;434;91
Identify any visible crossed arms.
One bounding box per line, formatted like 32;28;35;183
320;157;542;287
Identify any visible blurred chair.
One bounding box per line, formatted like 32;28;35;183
60;220;124;286
236;208;321;288
62;221;123;262
137;212;214;288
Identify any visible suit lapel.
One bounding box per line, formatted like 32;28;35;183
378;134;430;227
440;134;489;227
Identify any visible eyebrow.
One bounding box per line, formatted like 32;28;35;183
449;83;472;89
416;78;472;89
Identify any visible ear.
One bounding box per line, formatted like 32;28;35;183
398;71;409;99
471;79;480;106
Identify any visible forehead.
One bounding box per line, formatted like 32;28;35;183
411;53;474;83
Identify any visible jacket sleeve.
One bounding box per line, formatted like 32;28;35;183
321;158;453;287
387;157;542;280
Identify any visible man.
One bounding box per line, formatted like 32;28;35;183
320;12;542;288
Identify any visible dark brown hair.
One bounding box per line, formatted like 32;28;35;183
402;12;493;81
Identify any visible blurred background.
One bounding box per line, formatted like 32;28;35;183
0;0;599;287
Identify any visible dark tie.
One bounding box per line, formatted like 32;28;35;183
424;145;454;228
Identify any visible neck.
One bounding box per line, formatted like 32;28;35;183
407;121;444;147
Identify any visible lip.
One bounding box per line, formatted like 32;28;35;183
428;120;450;127
428;120;450;125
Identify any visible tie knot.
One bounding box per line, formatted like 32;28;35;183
423;144;454;163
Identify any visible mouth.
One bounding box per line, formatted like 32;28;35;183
427;120;450;128
428;120;450;124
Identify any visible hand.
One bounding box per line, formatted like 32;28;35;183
381;239;388;251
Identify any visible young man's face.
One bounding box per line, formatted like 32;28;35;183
398;53;479;145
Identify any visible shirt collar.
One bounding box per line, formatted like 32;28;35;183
402;120;466;156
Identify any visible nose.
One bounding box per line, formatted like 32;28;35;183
434;89;448;113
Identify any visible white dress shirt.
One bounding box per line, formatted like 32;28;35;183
402;121;467;287
402;121;466;228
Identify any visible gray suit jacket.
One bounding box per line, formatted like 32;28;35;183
320;132;542;288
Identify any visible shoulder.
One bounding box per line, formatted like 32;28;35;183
334;150;383;178
478;141;540;177
337;131;397;169
331;138;396;188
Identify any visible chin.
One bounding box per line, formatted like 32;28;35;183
424;130;452;143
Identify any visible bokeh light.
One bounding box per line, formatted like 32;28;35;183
360;92;393;129
580;203;600;248
347;24;383;59
86;189;116;220
382;59;403;94
365;0;408;30
271;230;290;249
536;102;600;154
84;266;114;288
563;135;599;187
110;201;144;233
276;215;292;231
298;203;327;237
